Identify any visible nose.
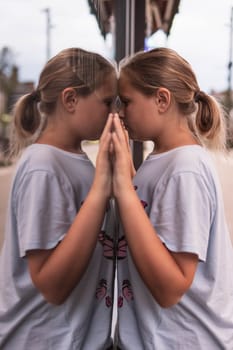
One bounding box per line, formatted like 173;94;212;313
119;110;125;121
114;96;125;119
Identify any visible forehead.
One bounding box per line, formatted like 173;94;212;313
118;75;135;96
95;73;117;99
100;73;117;92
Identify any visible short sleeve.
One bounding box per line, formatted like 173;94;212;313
15;170;77;257
150;172;215;261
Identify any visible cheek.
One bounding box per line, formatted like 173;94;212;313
94;107;109;130
96;109;109;126
97;104;110;116
126;106;138;121
87;105;107;127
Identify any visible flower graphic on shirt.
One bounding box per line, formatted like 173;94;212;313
117;236;127;259
134;185;148;209
95;279;113;308
118;296;124;308
105;295;113;307
96;278;107;300
122;279;134;301
118;279;134;308
98;231;127;260
140;200;148;209
98;231;115;259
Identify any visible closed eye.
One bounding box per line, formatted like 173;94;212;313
119;95;130;107
104;99;114;107
121;99;130;107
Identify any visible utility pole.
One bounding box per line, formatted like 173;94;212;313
42;8;52;61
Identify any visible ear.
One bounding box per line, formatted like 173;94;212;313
154;87;171;113
61;88;78;112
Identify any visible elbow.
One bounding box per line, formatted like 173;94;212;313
32;280;70;305
31;277;70;305
149;278;191;308
152;290;184;308
28;262;76;305
46;298;66;306
156;295;181;308
42;290;69;305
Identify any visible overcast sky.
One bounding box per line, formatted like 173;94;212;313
0;0;233;93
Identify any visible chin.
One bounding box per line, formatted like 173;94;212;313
129;131;148;142
88;136;99;142
129;132;140;141
88;131;102;141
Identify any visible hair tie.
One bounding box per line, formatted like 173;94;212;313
194;90;201;103
31;90;41;102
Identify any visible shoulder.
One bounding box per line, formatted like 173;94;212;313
12;144;69;194
148;146;219;199
167;145;216;178
16;144;88;175
162;147;220;207
144;145;217;182
17;144;62;172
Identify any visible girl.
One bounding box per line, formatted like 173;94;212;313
0;48;117;349
111;47;233;349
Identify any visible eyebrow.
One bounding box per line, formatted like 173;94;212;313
119;94;130;100
102;95;116;102
94;90;116;101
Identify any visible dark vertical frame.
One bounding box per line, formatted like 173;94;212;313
114;0;145;169
132;0;145;169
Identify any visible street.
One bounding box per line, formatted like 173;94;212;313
0;164;15;248
211;151;233;244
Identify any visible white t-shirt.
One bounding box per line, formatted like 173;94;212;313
116;145;233;349
0;144;115;350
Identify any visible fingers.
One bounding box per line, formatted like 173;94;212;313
112;114;132;154
112;113;123;134
98;114;114;154
101;132;112;151
100;113;114;142
99;113;131;164
112;114;128;145
123;128;131;153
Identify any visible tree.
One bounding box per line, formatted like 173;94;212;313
0;47;17;162
0;46;18;111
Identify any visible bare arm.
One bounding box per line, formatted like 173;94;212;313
27;116;113;305
112;114;198;308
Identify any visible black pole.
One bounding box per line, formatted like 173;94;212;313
114;0;145;169
132;0;145;169
228;7;233;108
114;2;127;63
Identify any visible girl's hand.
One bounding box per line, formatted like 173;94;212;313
93;114;114;199
121;120;136;179
111;113;135;197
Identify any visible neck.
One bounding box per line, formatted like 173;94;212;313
152;127;200;155
36;132;83;154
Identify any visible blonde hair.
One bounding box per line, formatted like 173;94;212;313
119;47;227;151
10;48;116;158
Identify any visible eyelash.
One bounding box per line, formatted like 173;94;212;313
104;100;113;107
121;100;129;107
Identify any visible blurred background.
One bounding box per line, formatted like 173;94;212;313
1;0;233;160
1;0;233;248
